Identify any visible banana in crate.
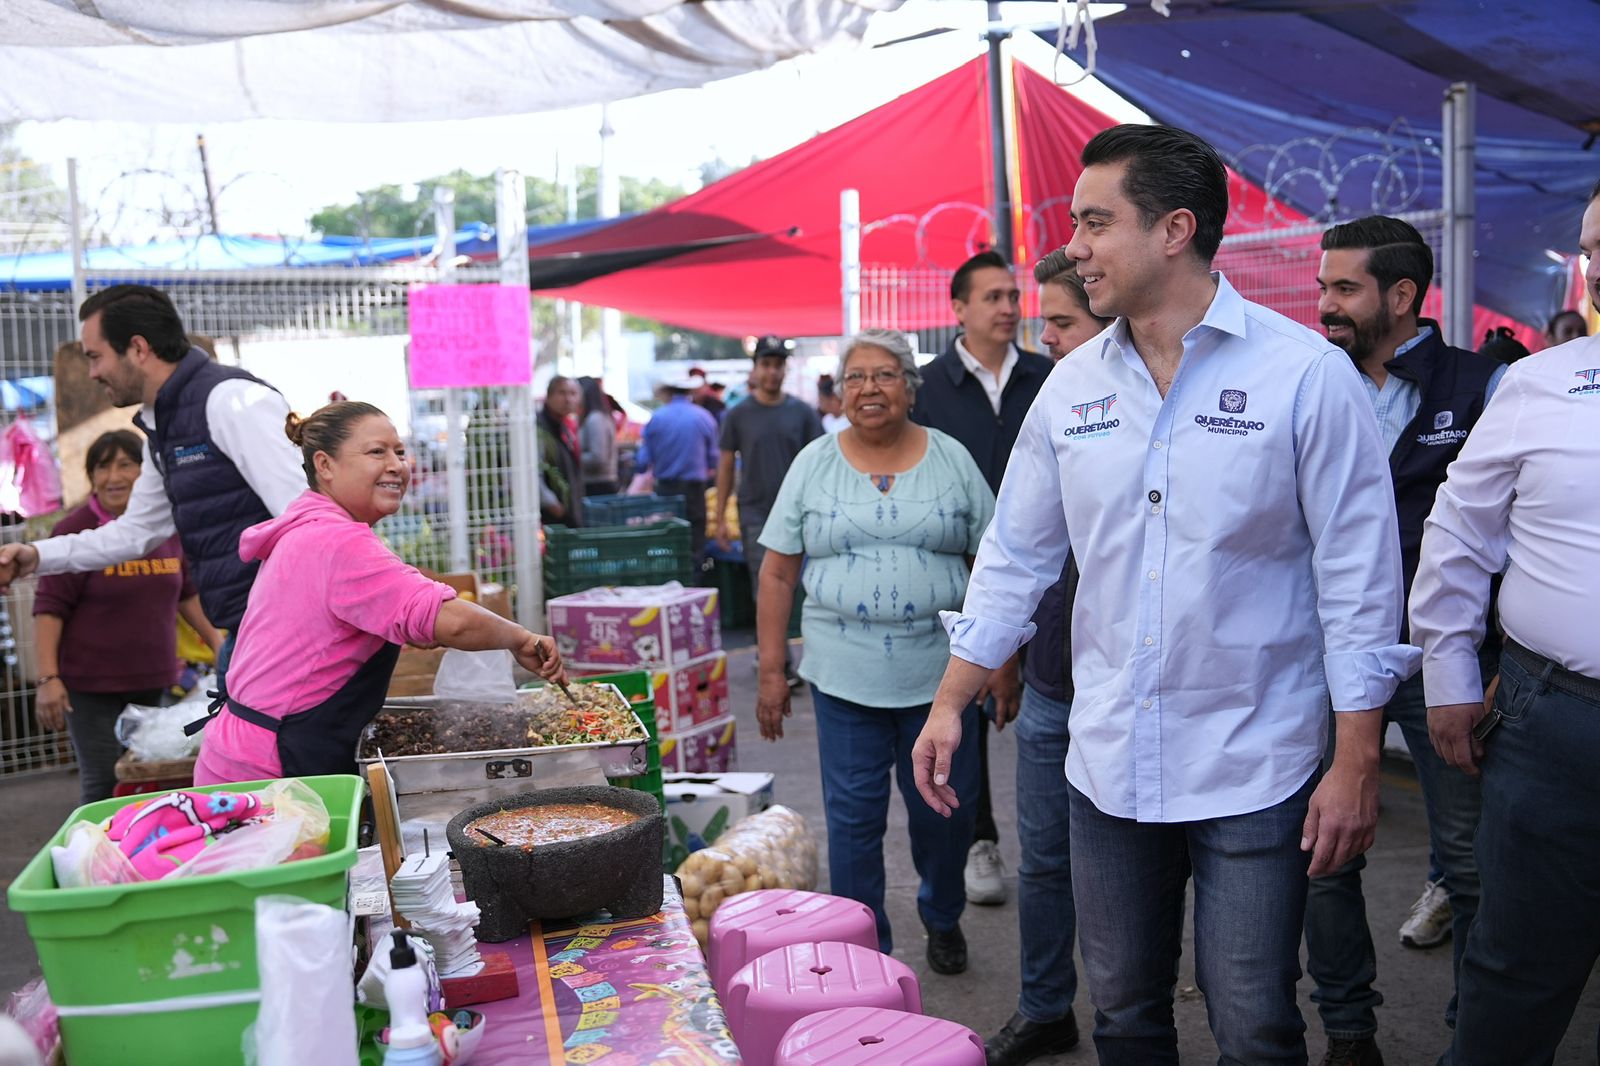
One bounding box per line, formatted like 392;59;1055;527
548;582;721;670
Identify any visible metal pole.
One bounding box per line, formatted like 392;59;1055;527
196;134;221;235
1441;82;1476;347
841;188;862;336
597;105;626;400
67;158;86;311
497;169;545;630
985;4;1014;263
433;186;472;573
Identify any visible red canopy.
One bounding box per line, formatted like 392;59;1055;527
534;56;1538;345
534;58;996;338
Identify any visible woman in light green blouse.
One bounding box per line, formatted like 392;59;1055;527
756;328;995;974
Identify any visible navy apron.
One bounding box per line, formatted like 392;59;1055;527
186;643;402;777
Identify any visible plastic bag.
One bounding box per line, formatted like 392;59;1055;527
115;692;211;762
674;805;818;945
50;821;140;889
170;779;330;879
246;896;358;1066
4;978;56;1062
432;649;517;704
356;932;442;1012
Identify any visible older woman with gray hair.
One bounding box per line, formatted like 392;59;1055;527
754;328;995;974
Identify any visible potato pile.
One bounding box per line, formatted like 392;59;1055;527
674;805;818;946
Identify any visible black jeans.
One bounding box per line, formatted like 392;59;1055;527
657;477;708;569
66;687;164;805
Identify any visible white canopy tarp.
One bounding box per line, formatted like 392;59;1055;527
0;0;898;121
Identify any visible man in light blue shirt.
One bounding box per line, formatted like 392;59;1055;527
639;379;719;565
912;125;1416;1063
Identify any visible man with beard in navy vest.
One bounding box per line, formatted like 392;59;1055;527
0;285;304;684
1303;216;1506;1066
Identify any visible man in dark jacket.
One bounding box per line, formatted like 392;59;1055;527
0;285;303;685
910;250;1054;909
1304;216;1507;1066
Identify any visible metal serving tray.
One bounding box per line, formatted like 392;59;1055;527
356;683;649;796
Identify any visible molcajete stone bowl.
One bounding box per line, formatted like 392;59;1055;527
446;785;664;942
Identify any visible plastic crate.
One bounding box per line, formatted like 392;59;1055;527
7;775;366;1066
544;518;694;598
584;493;688;527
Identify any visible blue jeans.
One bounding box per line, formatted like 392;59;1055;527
1442;651;1600;1065
1014;683;1078;1022
1070;774;1314;1065
1305;671;1484;1038
811;685;979;953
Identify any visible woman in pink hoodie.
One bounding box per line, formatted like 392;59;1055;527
193;401;567;784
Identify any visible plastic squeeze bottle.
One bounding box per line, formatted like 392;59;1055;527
383;931;442;1066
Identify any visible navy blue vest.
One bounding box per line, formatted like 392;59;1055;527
136;350;278;631
1383;327;1502;612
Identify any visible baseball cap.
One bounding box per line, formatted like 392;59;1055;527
752;335;794;359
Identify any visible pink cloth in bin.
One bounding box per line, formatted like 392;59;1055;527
104;789;266;880
776;1006;986;1065
708;889;878;996
723;941;921;1066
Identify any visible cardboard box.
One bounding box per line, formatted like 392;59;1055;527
658;715;736;774
648;652;729;734
663;771;775;864
550;583;720;669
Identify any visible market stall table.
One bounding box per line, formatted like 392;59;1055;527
467;877;739;1064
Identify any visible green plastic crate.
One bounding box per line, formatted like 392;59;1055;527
7;775;366;1066
583;493;687;527
544;518;695;598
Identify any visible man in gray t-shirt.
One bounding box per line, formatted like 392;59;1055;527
714;336;823;680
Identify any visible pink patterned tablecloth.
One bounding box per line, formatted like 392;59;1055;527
475;877;740;1064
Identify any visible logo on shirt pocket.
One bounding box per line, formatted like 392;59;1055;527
1571;369;1600;396
1219;389;1247;414
1064;394;1119;439
1433;410;1453;429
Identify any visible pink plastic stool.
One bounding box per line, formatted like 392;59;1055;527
708;889;878;996
775;1006;985;1066
723;942;922;1066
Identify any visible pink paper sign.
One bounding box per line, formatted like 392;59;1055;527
407;284;532;388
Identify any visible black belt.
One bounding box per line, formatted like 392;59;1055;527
1504;638;1600;703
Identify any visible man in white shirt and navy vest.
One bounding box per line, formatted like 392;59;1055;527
913;124;1415;1063
0;285;304;682
1410;178;1600;1066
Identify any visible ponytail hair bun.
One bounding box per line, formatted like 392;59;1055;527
285;411;307;447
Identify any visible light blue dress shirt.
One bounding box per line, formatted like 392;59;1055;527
944;275;1418;822
1359;326;1508;451
640;396;718;482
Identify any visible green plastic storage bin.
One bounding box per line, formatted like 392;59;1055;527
544;518;693;598
7;775;366;1066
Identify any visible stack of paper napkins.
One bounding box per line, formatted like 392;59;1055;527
390;854;483;977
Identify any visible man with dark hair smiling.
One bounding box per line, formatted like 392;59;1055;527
0;284;303;683
1304;216;1506;1066
914;125;1415;1063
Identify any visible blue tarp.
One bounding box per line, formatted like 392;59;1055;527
1042;0;1600;327
1;216;628;291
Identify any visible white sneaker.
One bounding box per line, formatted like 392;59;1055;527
964;839;1007;905
1399;879;1452;948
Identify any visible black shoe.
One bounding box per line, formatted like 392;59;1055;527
986;1011;1080;1066
923;920;967;975
1319;1036;1384;1066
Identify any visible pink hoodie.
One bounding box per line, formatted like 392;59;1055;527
195;489;455;784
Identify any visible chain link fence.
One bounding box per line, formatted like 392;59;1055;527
0;260;538;777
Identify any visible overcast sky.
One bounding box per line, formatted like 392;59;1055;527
13;1;1141;240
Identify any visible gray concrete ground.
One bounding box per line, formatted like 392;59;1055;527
3;634;1597;1063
